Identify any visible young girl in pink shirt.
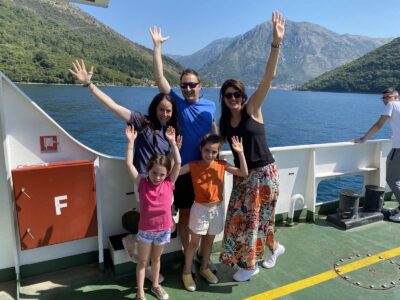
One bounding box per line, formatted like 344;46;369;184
125;125;181;300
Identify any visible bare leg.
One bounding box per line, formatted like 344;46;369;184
198;237;206;258
136;241;151;298
199;234;215;270
150;244;165;289
178;208;191;251
183;232;201;274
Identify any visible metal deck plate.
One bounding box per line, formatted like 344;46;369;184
334;254;400;290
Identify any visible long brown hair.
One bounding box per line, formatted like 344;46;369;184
147;93;180;135
219;79;248;140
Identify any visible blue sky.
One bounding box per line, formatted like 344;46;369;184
75;0;400;55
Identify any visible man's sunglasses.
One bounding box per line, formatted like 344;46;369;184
180;82;199;89
224;91;243;99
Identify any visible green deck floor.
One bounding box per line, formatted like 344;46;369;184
1;203;400;300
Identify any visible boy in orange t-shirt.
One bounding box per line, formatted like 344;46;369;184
179;134;248;291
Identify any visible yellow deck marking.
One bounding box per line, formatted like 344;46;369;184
245;247;400;300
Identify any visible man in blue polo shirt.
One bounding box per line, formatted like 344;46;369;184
150;26;217;273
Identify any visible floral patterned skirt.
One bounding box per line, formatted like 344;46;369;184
220;163;279;269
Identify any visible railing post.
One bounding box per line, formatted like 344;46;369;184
306;148;316;222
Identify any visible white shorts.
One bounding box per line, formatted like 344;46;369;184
189;202;224;235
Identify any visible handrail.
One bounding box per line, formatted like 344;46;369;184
221;138;392;221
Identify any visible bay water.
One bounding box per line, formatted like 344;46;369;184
18;84;391;201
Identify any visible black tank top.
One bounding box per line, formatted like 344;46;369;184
225;109;274;170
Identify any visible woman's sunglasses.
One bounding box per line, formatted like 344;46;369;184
224;91;243;99
180;82;199;89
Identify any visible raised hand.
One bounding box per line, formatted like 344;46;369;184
165;126;176;143
125;125;137;142
69;59;94;86
231;136;244;153
150;26;170;46
272;11;285;44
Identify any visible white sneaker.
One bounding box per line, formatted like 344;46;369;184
145;266;164;284
389;212;400;223
262;244;285;269
233;266;259;282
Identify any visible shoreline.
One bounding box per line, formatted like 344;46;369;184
15;82;296;90
15;82;380;94
15;82;155;88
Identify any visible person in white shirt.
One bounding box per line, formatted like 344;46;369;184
353;87;400;222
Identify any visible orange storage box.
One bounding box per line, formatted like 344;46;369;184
11;160;97;250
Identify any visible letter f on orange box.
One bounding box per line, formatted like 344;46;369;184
55;195;68;215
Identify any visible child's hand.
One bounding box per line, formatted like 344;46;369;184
231;136;244;153
125;125;137;142
166;126;176;142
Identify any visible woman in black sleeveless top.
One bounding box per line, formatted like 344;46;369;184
219;11;285;282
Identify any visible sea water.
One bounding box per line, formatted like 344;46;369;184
18;84;391;201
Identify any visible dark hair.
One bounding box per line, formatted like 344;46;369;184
382;87;398;96
219;79;248;140
180;69;200;83
200;133;224;148
146;154;172;173
147;93;180;135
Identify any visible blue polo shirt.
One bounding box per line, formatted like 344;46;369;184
170;90;216;165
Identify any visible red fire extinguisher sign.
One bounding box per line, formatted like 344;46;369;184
40;136;59;152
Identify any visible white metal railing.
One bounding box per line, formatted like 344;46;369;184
0;71;393;277
221;138;392;221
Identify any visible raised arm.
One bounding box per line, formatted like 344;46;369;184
225;136;248;177
69;59;131;122
150;26;172;94
247;11;285;121
179;163;190;175
125;125;140;184
353;115;389;143
165;126;181;183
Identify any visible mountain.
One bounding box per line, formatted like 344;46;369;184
168;37;234;70
0;0;182;86
299;37;400;93
172;21;391;87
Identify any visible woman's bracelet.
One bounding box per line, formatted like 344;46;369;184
83;81;92;87
271;42;281;49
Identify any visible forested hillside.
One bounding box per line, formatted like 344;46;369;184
299;37;400;93
0;0;182;85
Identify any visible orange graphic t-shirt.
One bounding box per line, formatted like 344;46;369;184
189;160;226;204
